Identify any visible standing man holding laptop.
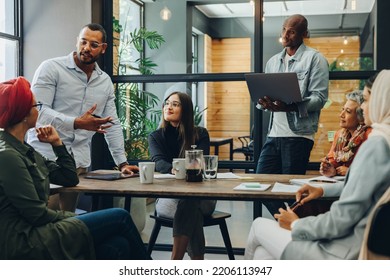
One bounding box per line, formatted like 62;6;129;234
256;14;329;215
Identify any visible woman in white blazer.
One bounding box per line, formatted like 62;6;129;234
245;70;390;260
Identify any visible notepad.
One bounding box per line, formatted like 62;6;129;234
271;182;300;193
289;175;343;186
154;174;175;179
85;170;139;180
234;183;271;191
217;172;242;179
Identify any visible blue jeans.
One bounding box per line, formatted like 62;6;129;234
256;137;314;215
75;208;151;260
256;137;313;174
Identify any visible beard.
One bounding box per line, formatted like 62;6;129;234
78;52;98;65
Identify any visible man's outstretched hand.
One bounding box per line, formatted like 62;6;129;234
74;104;114;133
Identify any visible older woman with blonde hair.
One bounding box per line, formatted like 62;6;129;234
320;90;372;177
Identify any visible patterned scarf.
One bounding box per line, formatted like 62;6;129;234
334;125;371;164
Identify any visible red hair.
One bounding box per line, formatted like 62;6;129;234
0;77;33;128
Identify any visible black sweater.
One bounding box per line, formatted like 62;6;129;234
148;125;210;173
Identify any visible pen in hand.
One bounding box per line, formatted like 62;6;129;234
286;200;301;211
309;179;336;184
91;114;115;125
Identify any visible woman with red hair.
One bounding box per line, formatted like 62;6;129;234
0;77;150;260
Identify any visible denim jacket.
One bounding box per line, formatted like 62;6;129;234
265;43;329;135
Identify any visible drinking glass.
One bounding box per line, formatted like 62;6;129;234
203;155;218;180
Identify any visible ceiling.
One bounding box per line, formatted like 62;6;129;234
195;0;376;36
196;0;375;18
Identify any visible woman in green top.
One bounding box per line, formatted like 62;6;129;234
0;77;150;260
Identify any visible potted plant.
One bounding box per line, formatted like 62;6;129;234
113;16;165;160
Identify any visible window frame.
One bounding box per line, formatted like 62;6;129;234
0;0;23;79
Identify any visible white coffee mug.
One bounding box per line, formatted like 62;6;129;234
172;158;186;179
139;162;155;184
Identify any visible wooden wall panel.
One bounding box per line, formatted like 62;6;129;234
203;35;360;163
112;0;120;72
305;36;360;162
205;38;251;160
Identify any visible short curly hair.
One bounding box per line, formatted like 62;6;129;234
346;90;364;123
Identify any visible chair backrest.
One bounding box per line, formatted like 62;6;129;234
232;125;254;162
248;125;254;148
367;201;390;255
359;186;390;259
237;135;251;147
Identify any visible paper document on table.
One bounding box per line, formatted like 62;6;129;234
271;182;300;193
154;174;175;179
234;183;271;191
217;172;242;179
289;175;343;186
332;176;346;181
50;184;63;189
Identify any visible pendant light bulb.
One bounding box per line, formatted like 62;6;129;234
160;6;172;21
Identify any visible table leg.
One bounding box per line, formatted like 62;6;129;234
91;195;100;211
124;195;132;211
253;201;263;218
89;194;132;212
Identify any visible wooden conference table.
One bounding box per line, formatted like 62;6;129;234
57;173;334;217
57;173;336;256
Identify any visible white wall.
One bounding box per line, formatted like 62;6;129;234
23;0;91;81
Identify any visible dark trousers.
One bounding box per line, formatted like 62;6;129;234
76;208;151;260
256;137;314;216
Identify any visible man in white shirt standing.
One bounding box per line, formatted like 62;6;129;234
27;23;138;211
256;14;329;215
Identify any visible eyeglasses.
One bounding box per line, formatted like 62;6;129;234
164;100;181;108
32;102;43;111
79;39;105;50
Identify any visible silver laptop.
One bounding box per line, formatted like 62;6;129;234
245;72;302;104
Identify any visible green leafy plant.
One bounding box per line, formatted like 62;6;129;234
194;105;207;126
113;16;165;160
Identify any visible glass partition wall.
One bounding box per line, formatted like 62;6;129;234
105;0;378;171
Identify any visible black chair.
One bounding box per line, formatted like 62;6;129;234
232;125;254;162
232;135;254;161
147;210;235;260
367;200;390;257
